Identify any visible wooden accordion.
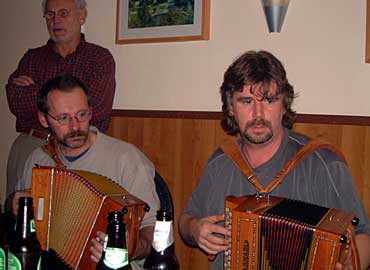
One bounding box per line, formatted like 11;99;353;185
30;166;149;270
224;195;359;270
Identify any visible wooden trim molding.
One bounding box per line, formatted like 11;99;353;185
112;110;370;126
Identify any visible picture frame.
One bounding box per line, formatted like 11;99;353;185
366;0;370;63
116;0;210;44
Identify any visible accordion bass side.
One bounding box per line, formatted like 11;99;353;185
30;166;149;270
224;195;359;270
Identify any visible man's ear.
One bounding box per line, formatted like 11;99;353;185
38;111;49;129
79;7;87;25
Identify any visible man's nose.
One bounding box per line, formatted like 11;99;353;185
69;116;80;130
253;101;265;118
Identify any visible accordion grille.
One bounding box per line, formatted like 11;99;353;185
48;169;102;266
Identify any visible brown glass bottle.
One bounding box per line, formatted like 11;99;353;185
8;197;41;270
96;211;129;270
144;210;179;270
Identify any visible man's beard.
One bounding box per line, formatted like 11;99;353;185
241;118;273;145
57;129;89;149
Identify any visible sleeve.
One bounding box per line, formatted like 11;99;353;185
87;49;116;133
18;148;55;191
314;160;370;235
6;50;41;124
184;163;214;218
118;149;160;229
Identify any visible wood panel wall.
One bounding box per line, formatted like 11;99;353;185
107;112;370;270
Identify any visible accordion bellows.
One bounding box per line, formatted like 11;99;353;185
224;195;358;270
31;166;148;270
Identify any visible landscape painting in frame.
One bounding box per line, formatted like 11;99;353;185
116;0;210;44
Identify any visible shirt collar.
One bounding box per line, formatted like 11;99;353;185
46;33;86;55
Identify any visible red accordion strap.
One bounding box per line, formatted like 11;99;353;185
42;135;65;168
221;139;347;194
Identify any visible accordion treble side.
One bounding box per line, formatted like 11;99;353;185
30;166;148;270
224;195;359;270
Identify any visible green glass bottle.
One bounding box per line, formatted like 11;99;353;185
96;211;129;270
8;197;41;270
144;210;179;270
0;202;7;270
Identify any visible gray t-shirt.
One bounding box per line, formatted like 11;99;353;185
185;128;370;270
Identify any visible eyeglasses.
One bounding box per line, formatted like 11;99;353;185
47;110;91;125
43;9;71;20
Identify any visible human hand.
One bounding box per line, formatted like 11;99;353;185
12;189;31;215
190;214;230;255
12;75;35;86
89;231;105;263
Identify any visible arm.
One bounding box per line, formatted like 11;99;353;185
178;212;230;255
6;50;40;123
89;226;154;262
87;50;115;133
356;233;370;270
132;226;154;260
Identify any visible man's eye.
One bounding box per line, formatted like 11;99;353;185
58;115;69;122
242;98;253;104
265;97;277;104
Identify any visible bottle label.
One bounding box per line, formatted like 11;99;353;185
103;247;129;269
0;248;5;270
30;219;36;233
152;221;174;252
8;252;21;270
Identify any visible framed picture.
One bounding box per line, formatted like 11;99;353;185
116;0;210;44
366;0;370;63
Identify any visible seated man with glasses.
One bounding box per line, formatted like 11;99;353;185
6;0;115;199
8;74;159;269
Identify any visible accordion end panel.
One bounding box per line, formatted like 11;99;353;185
224;195;358;270
31;167;147;270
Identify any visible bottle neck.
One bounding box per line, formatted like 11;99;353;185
16;203;36;240
152;220;174;252
106;222;126;248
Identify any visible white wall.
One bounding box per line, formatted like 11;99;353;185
1;0;369;202
85;0;370;115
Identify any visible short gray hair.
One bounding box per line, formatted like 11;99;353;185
42;0;87;14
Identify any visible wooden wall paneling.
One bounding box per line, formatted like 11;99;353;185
107;116;370;270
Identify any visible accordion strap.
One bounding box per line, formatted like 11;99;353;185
42;135;65;168
221;139;347;194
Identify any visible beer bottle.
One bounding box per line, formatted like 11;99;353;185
0;202;7;270
96;211;129;270
8;197;41;270
144;210;179;270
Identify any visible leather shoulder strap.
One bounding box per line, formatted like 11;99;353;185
42;135;65;168
221;139;347;194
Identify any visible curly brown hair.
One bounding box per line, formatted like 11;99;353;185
220;50;297;136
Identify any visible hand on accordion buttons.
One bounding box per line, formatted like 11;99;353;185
89;231;105;263
335;247;353;270
190;214;231;256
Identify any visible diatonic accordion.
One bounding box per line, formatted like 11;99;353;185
224;195;359;270
30;166;149;270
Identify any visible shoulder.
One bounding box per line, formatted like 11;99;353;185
286;129;345;165
95;132;153;165
82;41;114;59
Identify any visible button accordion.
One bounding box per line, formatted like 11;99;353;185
224;195;359;270
30;166;149;270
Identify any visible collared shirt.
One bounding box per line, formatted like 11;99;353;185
6;34;116;133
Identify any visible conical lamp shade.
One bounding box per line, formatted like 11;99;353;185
261;0;290;32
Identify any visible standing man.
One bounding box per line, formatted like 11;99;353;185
6;0;115;197
11;74;158;269
179;50;370;270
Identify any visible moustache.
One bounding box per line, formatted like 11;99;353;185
65;130;88;138
246;118;271;128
